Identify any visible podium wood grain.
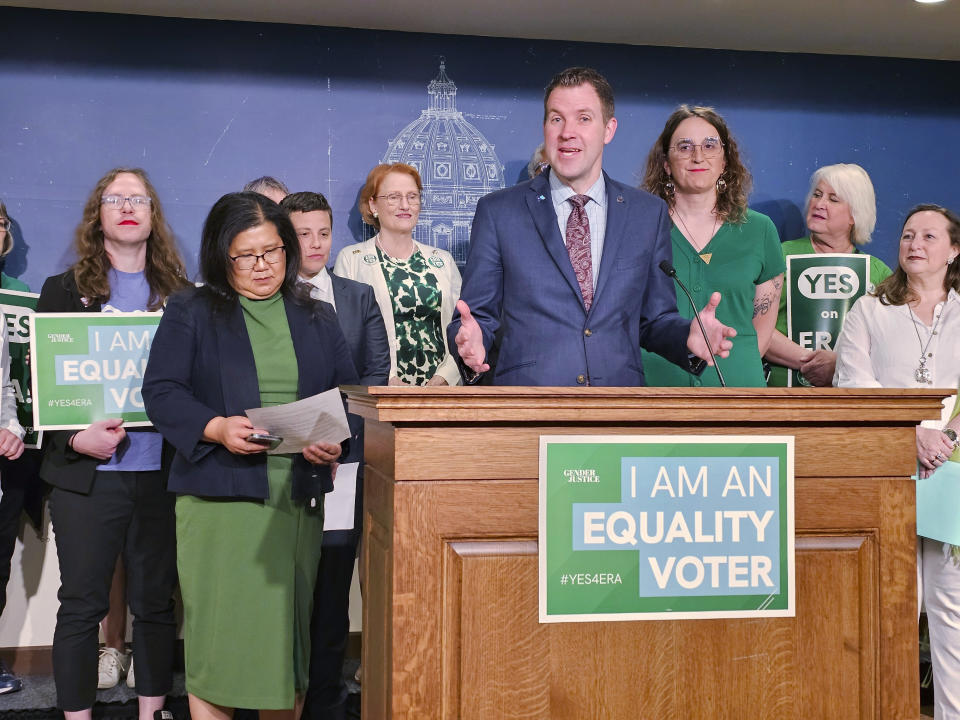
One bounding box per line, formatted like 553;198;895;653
345;387;946;720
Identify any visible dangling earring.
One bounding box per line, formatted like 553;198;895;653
373;210;378;219
664;180;675;197
716;175;727;193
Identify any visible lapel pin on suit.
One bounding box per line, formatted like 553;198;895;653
538;194;546;202
616;195;624;203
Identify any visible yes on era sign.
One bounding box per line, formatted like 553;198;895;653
539;435;794;623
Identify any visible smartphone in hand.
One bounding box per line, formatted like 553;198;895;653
247;433;283;451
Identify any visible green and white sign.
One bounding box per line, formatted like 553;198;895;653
30;313;162;430
0;289;41;448
786;253;870;387
539;435;794;623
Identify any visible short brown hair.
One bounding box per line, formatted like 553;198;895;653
358;163;423;229
875;204;960;307
641;105;752;224
543;67;615;124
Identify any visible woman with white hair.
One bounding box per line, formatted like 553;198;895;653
765;163;892;386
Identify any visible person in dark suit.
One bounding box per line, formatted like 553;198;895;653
36;168;189;720
141;192;358;720
449;67;735;385
280;191;389;720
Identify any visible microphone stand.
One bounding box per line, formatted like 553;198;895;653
659;260;726;387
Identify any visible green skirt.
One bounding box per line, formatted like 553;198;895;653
176;455;324;709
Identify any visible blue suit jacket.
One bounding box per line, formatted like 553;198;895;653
328;271;390;388
142;286;359;500
448;170;693;386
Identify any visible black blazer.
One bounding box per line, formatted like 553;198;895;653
141;285;359;500
35;270;173;494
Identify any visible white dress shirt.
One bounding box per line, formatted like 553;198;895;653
302;268;336;311
550;171;607;287
834;289;960;422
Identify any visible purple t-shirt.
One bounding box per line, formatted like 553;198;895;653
97;268;162;472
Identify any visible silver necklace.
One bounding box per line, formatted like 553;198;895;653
907;302;945;384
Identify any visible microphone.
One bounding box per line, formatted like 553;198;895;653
659;260;726;387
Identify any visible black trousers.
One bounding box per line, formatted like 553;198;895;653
0;451;42;614
303;533;360;720
49;470;177;711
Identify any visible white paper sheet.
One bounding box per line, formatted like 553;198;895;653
245;388;350;454
323;462;358;531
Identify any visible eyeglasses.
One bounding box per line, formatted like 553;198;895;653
669;137;724;159
101;194;152;209
230;246;285;270
375;192;421;207
0;219;9;231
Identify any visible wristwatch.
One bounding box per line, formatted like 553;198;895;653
944;428;959;447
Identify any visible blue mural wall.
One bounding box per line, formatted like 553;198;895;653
1;6;959;292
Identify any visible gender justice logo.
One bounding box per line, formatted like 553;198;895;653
539;436;795;623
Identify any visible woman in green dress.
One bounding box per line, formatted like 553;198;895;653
333;163;462;387
764;163;892;386
142;192;358;720
640;106;785;387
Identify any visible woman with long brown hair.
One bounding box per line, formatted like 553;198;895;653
37;167;188;720
834;204;960;717
640;105;784;387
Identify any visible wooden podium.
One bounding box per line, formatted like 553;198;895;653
344;386;947;720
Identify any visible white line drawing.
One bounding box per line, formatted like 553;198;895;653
379;59;505;266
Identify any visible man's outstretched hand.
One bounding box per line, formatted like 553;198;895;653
686;292;736;366
454;300;490;374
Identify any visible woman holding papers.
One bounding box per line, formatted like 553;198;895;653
765;164;892;386
142;191;358;720
834;204;960;718
333;163;462;386
640;105;784;387
36;168;189;719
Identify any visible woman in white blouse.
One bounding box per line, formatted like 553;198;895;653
834;203;960;719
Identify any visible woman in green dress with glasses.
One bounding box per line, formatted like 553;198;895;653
143;192;358;719
334;163;462;387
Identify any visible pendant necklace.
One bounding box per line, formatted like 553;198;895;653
907;302;945;384
673;210;719;265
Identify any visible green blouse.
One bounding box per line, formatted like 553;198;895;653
376;245;444;386
239;292;298;488
642;209;785;388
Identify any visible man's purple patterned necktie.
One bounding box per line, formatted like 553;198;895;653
566;194;594;310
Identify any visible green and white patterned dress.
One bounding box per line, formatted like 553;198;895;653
376;245;444;386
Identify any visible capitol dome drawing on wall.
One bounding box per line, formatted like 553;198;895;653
379;60;505;266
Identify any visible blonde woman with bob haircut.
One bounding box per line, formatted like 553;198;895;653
765;163;892;386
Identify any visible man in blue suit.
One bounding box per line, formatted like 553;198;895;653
449;67;735;386
281;192;389;720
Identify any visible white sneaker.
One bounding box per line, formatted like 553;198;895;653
97;647;130;689
126;657;135;688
